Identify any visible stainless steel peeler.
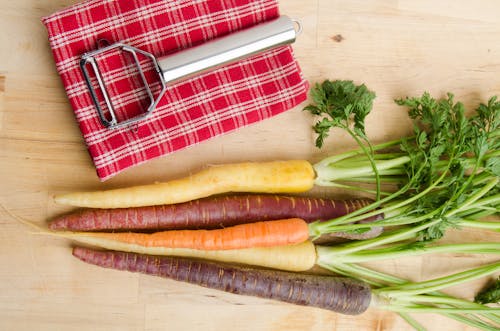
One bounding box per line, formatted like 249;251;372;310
80;16;302;129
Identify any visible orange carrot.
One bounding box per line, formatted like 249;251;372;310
87;218;309;250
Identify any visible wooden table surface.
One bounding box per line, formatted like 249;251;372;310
1;1;499;330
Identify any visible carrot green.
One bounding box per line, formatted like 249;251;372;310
305;80;499;242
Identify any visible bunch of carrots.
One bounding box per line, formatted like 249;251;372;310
17;81;499;330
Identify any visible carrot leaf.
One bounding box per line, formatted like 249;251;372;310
475;277;500;304
304;80;376;148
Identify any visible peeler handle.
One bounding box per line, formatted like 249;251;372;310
158;16;299;84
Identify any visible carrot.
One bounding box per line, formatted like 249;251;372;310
72;246;372;315
54;161;315;208
60;218;310;250
12;211;315;271
49;195;383;240
56;231;317;271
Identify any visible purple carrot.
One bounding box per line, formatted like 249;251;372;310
73;246;372;315
50;195;383;239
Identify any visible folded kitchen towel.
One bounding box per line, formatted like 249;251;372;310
42;0;308;181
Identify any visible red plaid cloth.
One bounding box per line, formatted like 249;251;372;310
42;0;308;181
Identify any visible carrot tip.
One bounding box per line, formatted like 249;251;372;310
53;195;67;205
48;222;59;230
72;246;83;256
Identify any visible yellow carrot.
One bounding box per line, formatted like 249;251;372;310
50;229;317;271
54;160;315;208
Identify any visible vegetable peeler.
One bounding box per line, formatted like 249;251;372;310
80;16;302;129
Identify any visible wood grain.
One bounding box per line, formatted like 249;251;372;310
1;1;499;330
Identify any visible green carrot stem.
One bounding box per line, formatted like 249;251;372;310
331;160;406;174
320;262;407;286
445;179;499;218
345;263;406;284
444;153;485;213
315;182;392;196
462;193;500;212
314;156;410;183
316;217;441;258
470;172;497;186
345;152;408;161
484;149;500;160
456;207;500;220
456;219;500;231
397;313;427;331
325;243;500;264
314;137;407;168
320;221;405;233
396;296;500;324
345;127;385;201
322;263;500;329
323;263;500;327
340;176;407;184
315;151;495;236
308;187;406;236
440;314;500;331
397;294;499;308
326;167;407;177
326;263;500;313
331;158;403;168
319;263;385;288
311;159;447;234
356;243;500;256
322;211;440;233
375;263;500;297
378;306;500;314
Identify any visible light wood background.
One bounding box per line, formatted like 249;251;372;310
1;1;499;330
